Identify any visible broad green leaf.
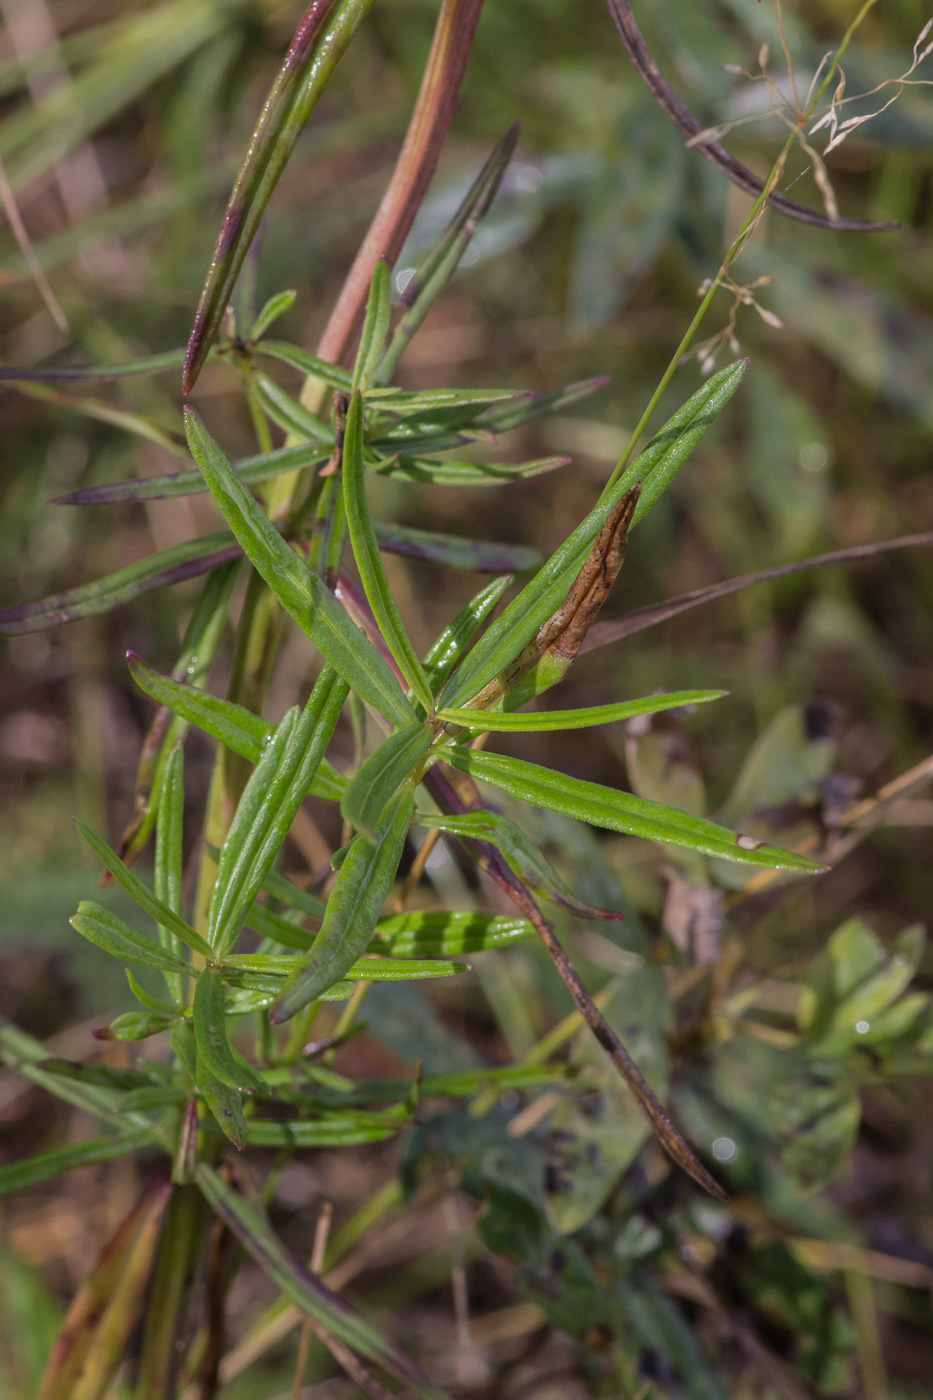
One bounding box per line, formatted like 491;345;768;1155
248;289;297;342
369;453;570;488
56;443;329;506
0;1129;155;1196
373;522;539;574
154;745;187;1000
351;259;391;392
438;689;725;731
0;532;237;635
208;668;349;956
342;392;434;710
375;125;519;384
422;575;512;694
75;818;210;959
252;375;334;443
184;0;379;389
615;360;748;522
440;367;746;709
341;725;433;837
184;408;414;726
373;910;534;956
193;968;264;1092
446;749;825;873
256;339;352;391
270;786;413;1022
195;1166;447;1399
70;902;194;975
416;809;624;920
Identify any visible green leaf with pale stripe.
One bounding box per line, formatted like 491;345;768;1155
341;725;433;837
438;689;725;731
351;259;391;392
193;968;264;1092
422;575;512;695
342;392;434;711
70;902;194;975
372;910;534;956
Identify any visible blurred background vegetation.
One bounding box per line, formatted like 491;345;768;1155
1;0;933;1396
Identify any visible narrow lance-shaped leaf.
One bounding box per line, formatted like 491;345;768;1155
447;748;826;873
373;521;540;574
75;819;210;961
369;453;570;488
54;443;329;507
248;289;297;342
0;1128;156;1197
0;1019;125;1124
195;1165;448;1400
9;381;187;458
256;339;352;390
184;0;378;391
245;1120;399;1148
208;668;349;957
251;375;334;443
440;364;746;708
0;532;239;636
438;688;725;731
416;808;625;920
351;259;391;392
127;652;346;800
193;968;264;1092
376;124;519;385
422;574;512;695
70;902;195;975
342;392;434;710
341;725;433;838
373;909;534;956
270;785;413;1022
0;347;187;383
185;408;415;726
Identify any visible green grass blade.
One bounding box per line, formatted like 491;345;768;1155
342;392;434;710
269;787;413;1022
184;0;378;390
70;902;194;975
437;689;725;731
447;748;826;873
417;809;625;920
193;968;264;1092
208;669;349;957
341;725;433;837
372;910;534;956
375;125;519;384
127;653;346;799
0;532;237;636
440;367;747;708
0;1130;155;1196
185;408;414;725
351;259;391;392
195;1165;448;1399
75;818;210;960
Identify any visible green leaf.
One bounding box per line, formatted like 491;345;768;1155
256;339;352;391
154;744;187;1001
0;1019;125;1123
0;347;187;384
351;259;391;392
422;575;512;694
438;689;725;731
195;1165;447;1399
247;903;316;950
615;360;748;522
260;870;327;920
440;368;746;709
70;901;194;974
193;968;264;1092
369;453;570;488
375;125;519;384
373;910;534;956
208;668;349;956
251;375;334;443
374;521;540;574
126;971;177;1015
248;289;297;342
56;443;329;506
341;725;433;838
342;392;434;710
196;1061;247;1151
415;809;624;920
270;786;413;1022
368;387;526;416
75;818;210;959
224;952;464;982
446;749;825;873
0;1129;156;1196
244;1120;399;1147
93;1012;177;1042
184;0;380;390
184;408;415;726
0;531;237;635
